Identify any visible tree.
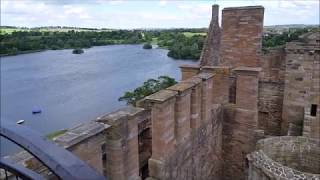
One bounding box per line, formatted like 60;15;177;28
143;43;152;49
118;76;177;106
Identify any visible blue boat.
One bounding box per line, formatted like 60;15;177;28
32;109;42;114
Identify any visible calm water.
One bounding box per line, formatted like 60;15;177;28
0;45;197;156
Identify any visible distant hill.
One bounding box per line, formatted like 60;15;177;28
264;24;319;30
1;24;318;33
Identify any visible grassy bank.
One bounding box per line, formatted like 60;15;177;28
46;129;68;140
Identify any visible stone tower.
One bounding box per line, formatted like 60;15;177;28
220;6;264;68
199;4;221;66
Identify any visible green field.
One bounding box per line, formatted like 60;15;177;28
183;32;206;37
0;28;29;35
150;32;206;45
0;27;113;35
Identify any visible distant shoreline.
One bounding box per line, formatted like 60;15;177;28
0;44;143;57
0;49;46;57
0;44;170;58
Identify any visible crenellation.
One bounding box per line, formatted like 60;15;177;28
97;107;144;180
202;66;231;104
179;64;200;80
194;73;214;124
233;67;261;111
167;83;194;144
181;77;202;130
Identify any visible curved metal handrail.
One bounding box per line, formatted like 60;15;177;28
0;158;45;180
0;121;106;180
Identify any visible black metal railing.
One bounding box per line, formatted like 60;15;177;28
0;158;44;180
0;121;106;180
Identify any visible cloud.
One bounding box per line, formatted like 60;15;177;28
108;0;124;5
1;0;319;28
159;0;167;6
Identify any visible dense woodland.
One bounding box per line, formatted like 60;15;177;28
0;30;144;55
0;27;317;59
262;28;311;48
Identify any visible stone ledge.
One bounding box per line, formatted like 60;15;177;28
166;82;194;94
194;72;214;80
179;64;200;69
145;89;177;103
179;64;201;72
233;66;261;76
181;76;202;85
202;66;231;75
96;106;145;125
54;121;108;148
223;6;264;11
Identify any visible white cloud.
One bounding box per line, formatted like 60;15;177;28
0;0;318;28
159;0;167;6
108;0;124;5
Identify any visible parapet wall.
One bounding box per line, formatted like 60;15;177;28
144;70;225;180
222;67;262;180
247;136;320;179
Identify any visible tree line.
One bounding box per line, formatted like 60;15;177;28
262;28;313;48
1;27;317;58
0;30;144;55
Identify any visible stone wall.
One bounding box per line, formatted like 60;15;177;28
144;71;224;180
222;67;262;180
220;6;264;68
97;107;151;180
282;32;320;136
258;82;284;135
247;136;320;180
55;121;107;175
199;5;221;66
258;47;286;135
302;33;320;139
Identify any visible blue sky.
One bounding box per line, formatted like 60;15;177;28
1;0;319;29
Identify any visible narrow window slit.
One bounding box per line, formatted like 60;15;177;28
310;104;317;117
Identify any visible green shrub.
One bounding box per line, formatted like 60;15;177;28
143;43;152;49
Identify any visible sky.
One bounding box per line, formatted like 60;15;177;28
1;0;319;29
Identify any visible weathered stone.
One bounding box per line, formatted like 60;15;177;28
247;136;320;180
200;5;221;66
202;66;231;104
220;6;264;68
282;32;320;136
179;64;200;80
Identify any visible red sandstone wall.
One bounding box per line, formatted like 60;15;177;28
258;47;286;135
220;6;264;68
222;68;261;180
282;39;320;136
199;5;221;66
145;72;224;180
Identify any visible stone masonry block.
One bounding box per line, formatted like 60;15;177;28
167;82;194;145
179;64;201;80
